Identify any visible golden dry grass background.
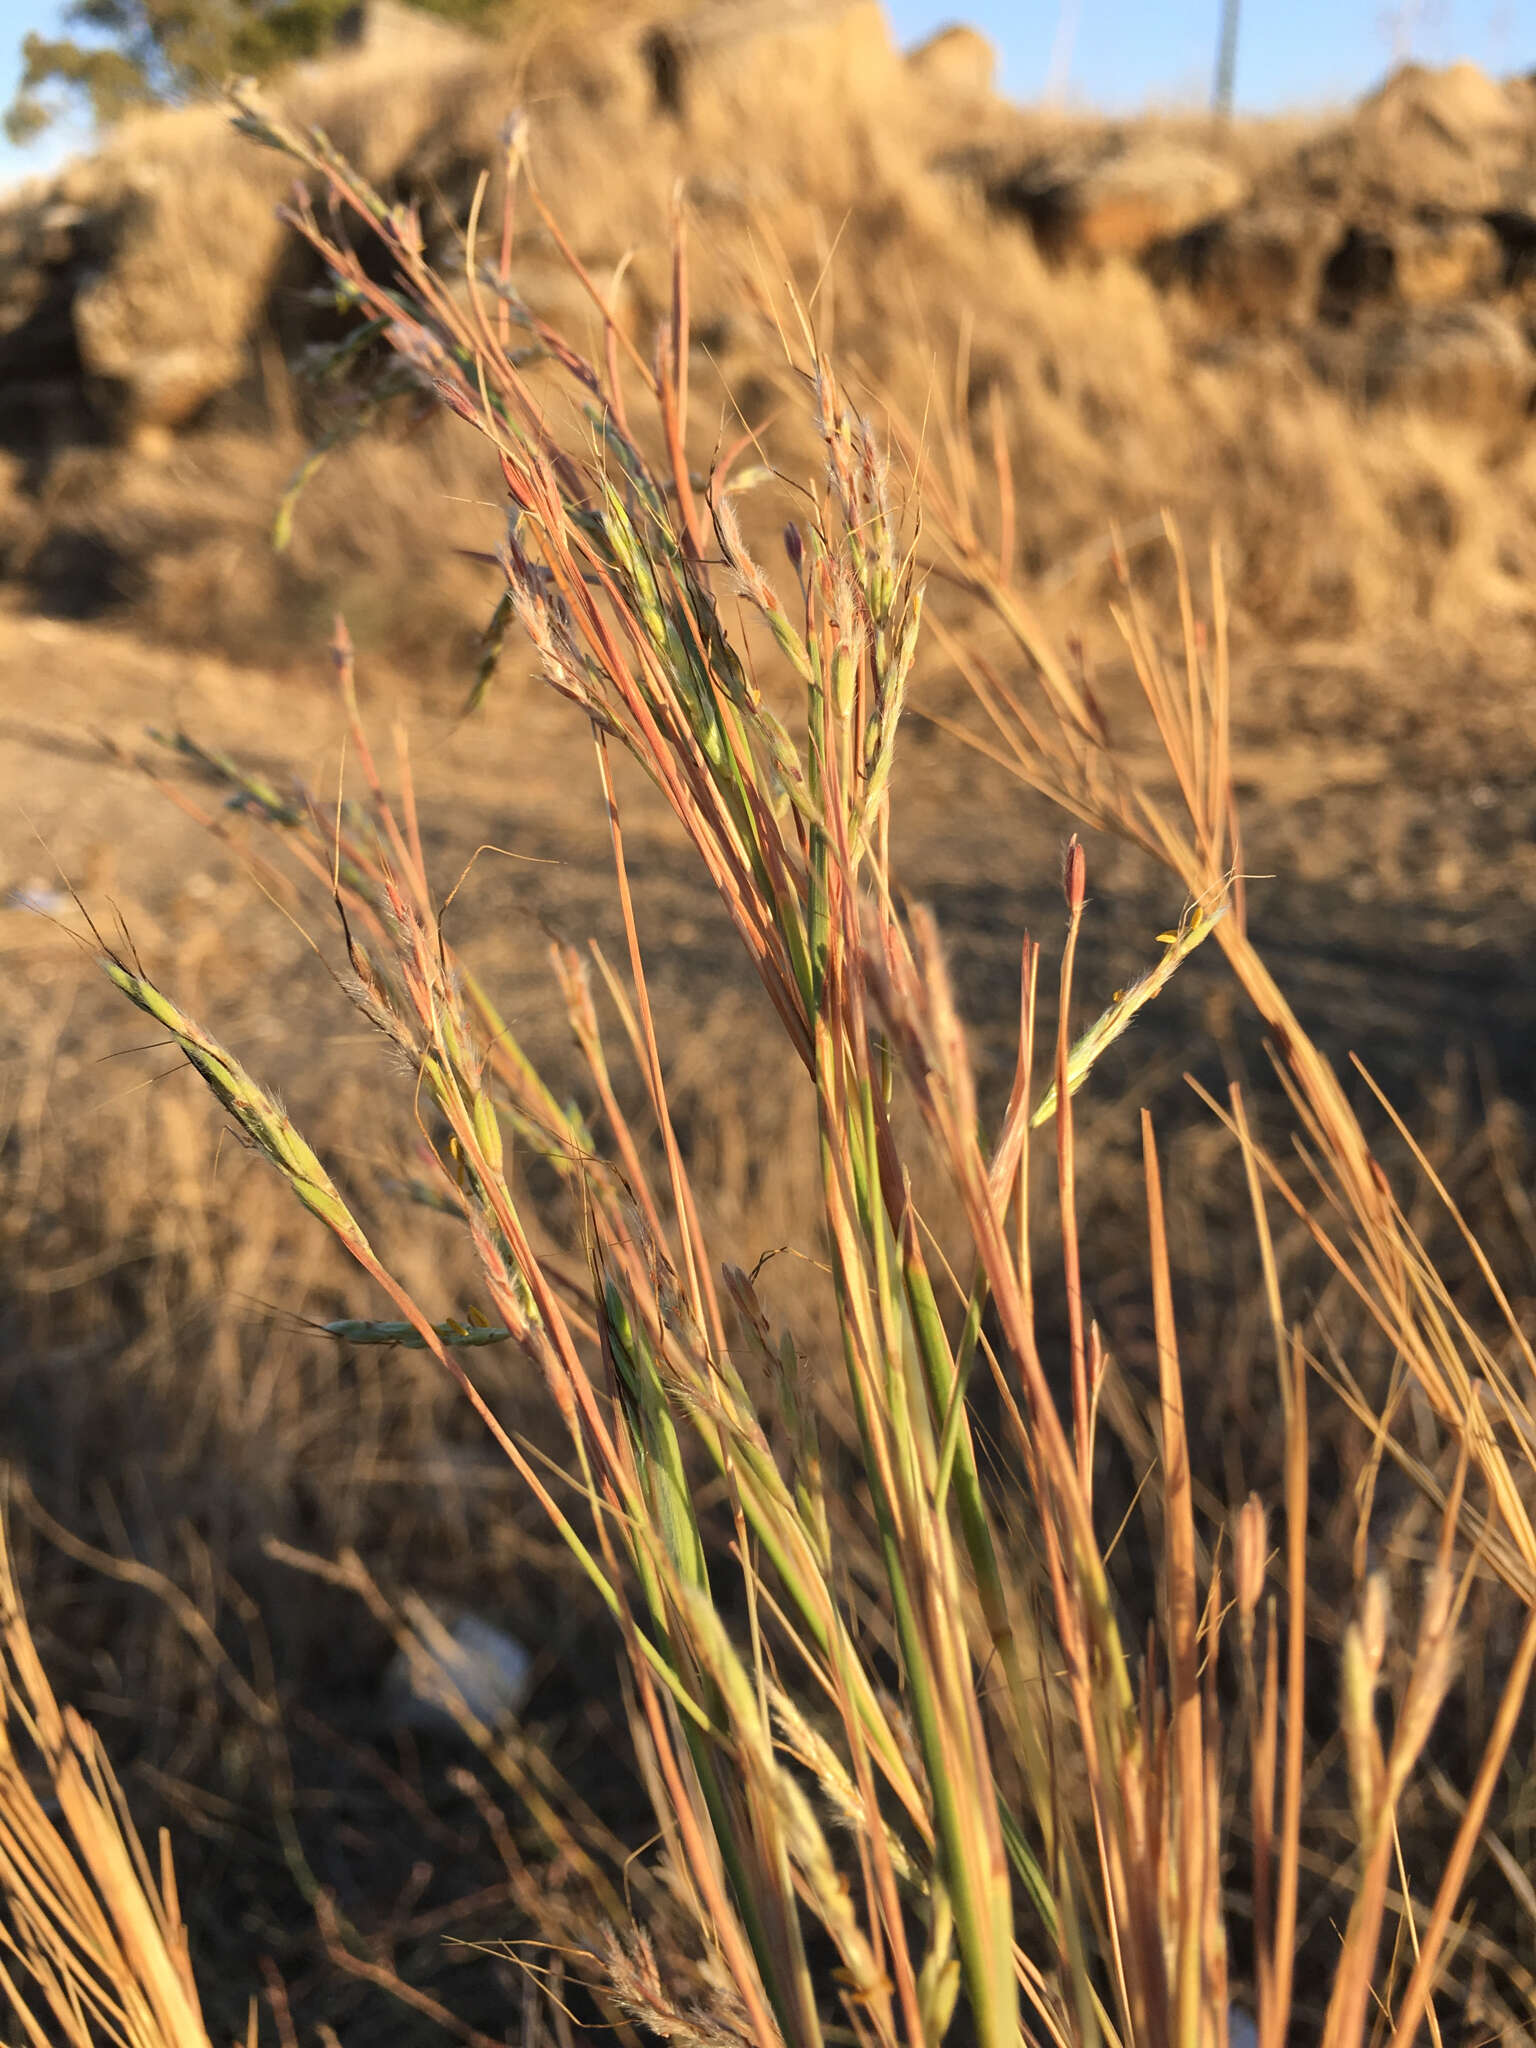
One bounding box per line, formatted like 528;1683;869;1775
3;1;1536;680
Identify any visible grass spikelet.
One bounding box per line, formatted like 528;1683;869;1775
1030;889;1230;1129
97;955;370;1247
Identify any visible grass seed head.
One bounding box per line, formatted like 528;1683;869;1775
1233;1493;1267;1645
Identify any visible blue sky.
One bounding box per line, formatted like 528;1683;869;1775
0;0;1531;187
885;0;1531;107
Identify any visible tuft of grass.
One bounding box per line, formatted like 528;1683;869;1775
0;1501;225;2048
3;89;1535;2048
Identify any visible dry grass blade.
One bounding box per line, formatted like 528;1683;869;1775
0;1507;215;2048
1141;1115;1210;2048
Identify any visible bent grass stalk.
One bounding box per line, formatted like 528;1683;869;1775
1030;891;1230;1132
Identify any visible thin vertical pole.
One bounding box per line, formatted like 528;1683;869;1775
1214;0;1241;117
1045;0;1083;101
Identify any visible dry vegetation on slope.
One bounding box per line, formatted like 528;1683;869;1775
1;6;1536;2045
1;2;1535;679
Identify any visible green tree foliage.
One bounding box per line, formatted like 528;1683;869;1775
6;0;507;142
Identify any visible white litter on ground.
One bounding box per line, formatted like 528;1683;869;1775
382;1609;534;1735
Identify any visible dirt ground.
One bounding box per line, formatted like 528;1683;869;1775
8;575;1535;1107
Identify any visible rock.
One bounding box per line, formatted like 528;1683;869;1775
0;193;90;382
641;0;897;122
1392;211;1502;303
334;0;477;54
68;113;285;433
1318;211;1503;322
1363;303;1533;426
992;136;1249;263
1485;205;1536;289
907;24;996;100
1147;204;1335;327
127;422;177;462
1369;59;1526;152
1318;223;1397;322
382;1608;534;1735
1302;61;1531;212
